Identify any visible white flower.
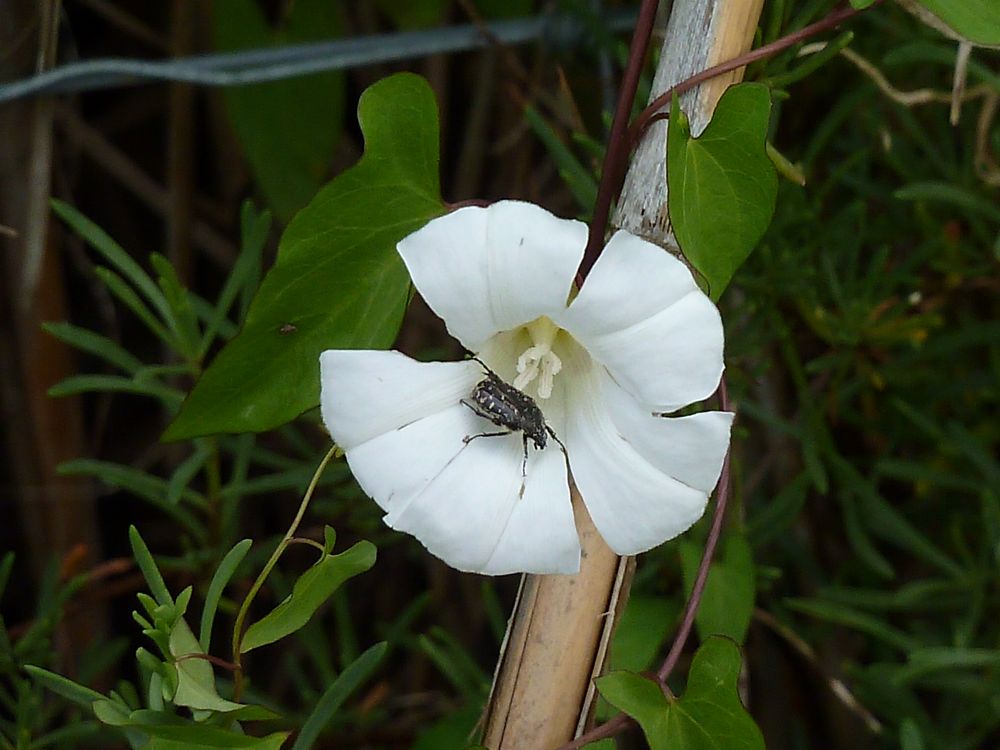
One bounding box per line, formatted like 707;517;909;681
320;201;732;575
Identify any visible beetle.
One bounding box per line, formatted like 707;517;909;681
460;357;566;477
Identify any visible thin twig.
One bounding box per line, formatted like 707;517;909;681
753;608;883;735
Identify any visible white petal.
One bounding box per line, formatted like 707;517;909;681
564;367;709;555
602;371;732;493
320;350;480;450
345;404;479;515
557;231;724;412
563;231;699;335
480;444;579;575
398;201;587;351
384;425;576;574
563;291;724;413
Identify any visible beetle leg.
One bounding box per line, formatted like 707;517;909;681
521;433;531;478
463;430;512;445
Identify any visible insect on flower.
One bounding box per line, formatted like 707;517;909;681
461;357;566;478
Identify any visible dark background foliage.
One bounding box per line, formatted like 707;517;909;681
0;1;997;748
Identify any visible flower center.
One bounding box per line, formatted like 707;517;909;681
513;316;562;399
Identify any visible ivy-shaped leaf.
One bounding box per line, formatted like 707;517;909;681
241;541;376;653
164;73;445;439
596;637;764;750
667;83;777;300
679;531;756;644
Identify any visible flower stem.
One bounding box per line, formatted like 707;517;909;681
230;444;338;699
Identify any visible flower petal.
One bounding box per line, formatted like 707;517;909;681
480;444;578;575
382;422;576;574
320;349;480;450
602;371;732;493
564;231;700;334
564;367;709;555
398;201;587;351
344;404;477;515
557;231;724;412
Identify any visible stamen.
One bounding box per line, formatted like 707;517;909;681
537;352;562;399
512;317;564;398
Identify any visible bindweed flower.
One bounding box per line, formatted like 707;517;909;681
320;201;732;575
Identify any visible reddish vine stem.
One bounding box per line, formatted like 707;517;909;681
657;378;732;682
579;0;661;280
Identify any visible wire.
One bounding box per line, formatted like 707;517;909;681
0;10;637;104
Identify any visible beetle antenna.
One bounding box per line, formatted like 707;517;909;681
546;424;567;454
467;354;498;377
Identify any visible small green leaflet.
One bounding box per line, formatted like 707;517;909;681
679;531;756;644
908;0;1000;47
164;73;445;440
667;83;777;300
596;637;764;750
169;618;243;712
240;541;376;653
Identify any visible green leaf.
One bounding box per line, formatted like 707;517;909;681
374;0;447;28
199;202;271;356
41;321;143;373
60;460;206;538
106;710;288;748
667;83;777;299
142;735;288;750
596;637;764;750
410;703;482;750
164;73;444;439
910;0;1000;47
0;551;14;601
51;199;170;320
679;531;756;644
900;718;926;750
149;253;201;359
92;698;132;726
213;0;345;221
129;526;173;606
895;647;1000;683
291;641;388;750
199;539;253;652
786;599;918;652
524;105;597;212
165;442;211;506
47;374;183;405
241;541;376;653
609;595;678;672
850;0;877;8
169;618;243;712
93;266;175;346
24;665;105;708
895;181;1000;223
